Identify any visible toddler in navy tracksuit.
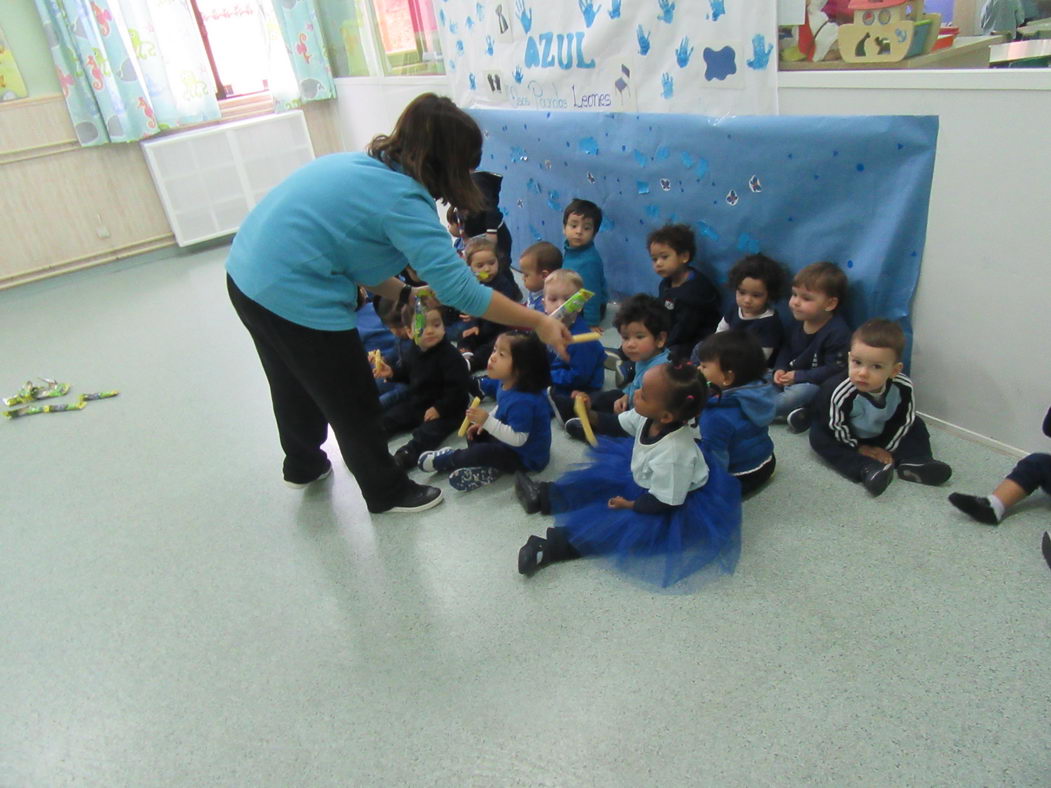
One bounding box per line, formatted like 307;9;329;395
808;319;952;497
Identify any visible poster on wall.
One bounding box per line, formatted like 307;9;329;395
0;26;29;102
436;1;778;115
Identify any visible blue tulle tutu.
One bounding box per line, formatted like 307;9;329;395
551;436;742;591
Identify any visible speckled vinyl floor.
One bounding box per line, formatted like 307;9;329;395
2;246;1049;786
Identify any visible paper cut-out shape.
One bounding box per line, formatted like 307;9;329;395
637;181;650;195
748;174;762;192
726;189;739;206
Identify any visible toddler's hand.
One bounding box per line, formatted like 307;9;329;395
613;394;628;414
373;363;392;380
423;406;440;422
608;496;633;509
466;405;489;426
465;423;482;440
461;326;480;339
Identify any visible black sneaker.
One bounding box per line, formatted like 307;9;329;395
948;492;999;525
514;471;543;514
383;482;444;513
518;535;548;576
786;407;812;434
565;417;587;443
393;445;418;472
862;462;894;497
897;460;952;486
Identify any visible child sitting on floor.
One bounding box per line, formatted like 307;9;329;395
418;331;552;492
543;269;604;399
808;318;952;497
649;223;721;362
513;361;741;590
373;300;473;471
456;236;522;371
696;330;778;496
949;403;1050;525
771;260;852;432
519;241;563;313
711;253;788;364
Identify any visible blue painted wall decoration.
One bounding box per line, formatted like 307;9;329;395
438;1;778;116
471;109;939;358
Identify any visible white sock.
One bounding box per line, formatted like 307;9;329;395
988;495;1006;522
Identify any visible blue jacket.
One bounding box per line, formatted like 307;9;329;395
549;315;605;395
227;153;492;331
562;240;607;327
700;380;776;474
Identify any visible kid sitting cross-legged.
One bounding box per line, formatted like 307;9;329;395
418;331;552;492
808;319;952;497
696;330;778;497
543;269;604;399
552;293;671;432
771;260;852;432
513;362;742;590
519;241;563;313
711;253;788;364
374;300;472;471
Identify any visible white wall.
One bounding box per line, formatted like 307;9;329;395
335;70;1051;454
780;70;1051;455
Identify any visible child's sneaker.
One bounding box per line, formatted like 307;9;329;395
862;462;894;497
284;464;333;489
948;492;999;525
786;407;812;434
564;417;588;443
417;447;454;473
449;466;500;491
897;460;952;486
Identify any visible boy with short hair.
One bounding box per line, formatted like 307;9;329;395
374;299;473;471
771;260;852;431
561;198;607;330
543;269;604;397
808;318;952;497
519;241;563;313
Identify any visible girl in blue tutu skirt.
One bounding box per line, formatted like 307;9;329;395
514;362;742;591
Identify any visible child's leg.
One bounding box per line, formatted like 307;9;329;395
518;526;582;576
736;455;776;497
774;382;819;419
434;437;523;473
952;453;1051;524
403;414;461;456
376;380;409;409
381;400;423;440
893;417;952;485
810;428;892;494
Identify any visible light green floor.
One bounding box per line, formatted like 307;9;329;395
2;246;1049;786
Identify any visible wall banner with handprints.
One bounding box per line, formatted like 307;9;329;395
435;1;777;116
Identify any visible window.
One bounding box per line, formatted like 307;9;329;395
190;0;271;98
317;0;446;78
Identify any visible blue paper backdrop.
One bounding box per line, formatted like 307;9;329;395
471;110;938;360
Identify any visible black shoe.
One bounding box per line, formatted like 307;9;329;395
514;471;543;514
786;407;812;434
393;445;418;472
862;462;894;497
565;417;587;443
948;492;999;525
381;481;444;513
897;460;952;486
284;463;333;489
1042;532;1051;571
518;535;548;576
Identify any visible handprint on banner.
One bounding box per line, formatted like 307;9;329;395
657;0;676;24
609;0;622;19
485;35;494;55
746;34;773;70
636;25;651;55
578;0;601;28
661;72;674;98
516;0;533;34
513;66;523;83
675;37;693;67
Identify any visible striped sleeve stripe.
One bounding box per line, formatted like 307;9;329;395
884;374;914;452
828;378;857;447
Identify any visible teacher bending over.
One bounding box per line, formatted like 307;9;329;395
227;94;570;513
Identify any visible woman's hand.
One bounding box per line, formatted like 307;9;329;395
534;314;572;361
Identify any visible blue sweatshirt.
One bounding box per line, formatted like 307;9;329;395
478;377;551;471
563;240;607;327
226;152;492;331
700;380;776;475
549;314;605;395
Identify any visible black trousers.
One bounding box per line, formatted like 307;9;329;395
550;388;623;423
810;416;935;483
737;454;776;497
433;432;525;473
1007;453;1051;496
228;276;411;512
381;401;461;456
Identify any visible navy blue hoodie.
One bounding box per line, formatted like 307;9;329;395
700;380;776;474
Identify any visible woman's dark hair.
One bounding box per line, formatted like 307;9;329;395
501;330;551;393
660;362;707;423
646;223;696;264
695;330;768;389
727;254;788;302
368;93;486;213
613;293;671;340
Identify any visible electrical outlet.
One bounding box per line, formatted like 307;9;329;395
94;213;111;240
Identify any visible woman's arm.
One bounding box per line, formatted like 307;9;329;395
482;291;571;360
